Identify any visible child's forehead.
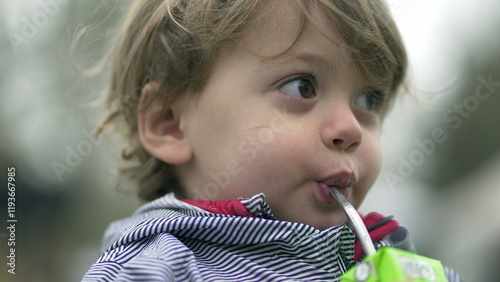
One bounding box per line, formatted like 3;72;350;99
237;1;346;60
227;0;404;95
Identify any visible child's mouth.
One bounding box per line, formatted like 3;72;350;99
316;171;356;205
317;183;350;205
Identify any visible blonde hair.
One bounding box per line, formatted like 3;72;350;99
96;0;407;202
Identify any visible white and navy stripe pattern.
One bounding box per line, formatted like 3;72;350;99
83;193;462;281
83;193;355;281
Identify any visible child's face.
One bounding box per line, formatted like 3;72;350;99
175;4;384;230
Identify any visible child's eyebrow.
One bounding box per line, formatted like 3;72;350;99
258;49;389;93
259;50;346;72
258;49;355;83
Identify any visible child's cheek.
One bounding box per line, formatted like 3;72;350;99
238;127;309;178
235;127;292;166
351;134;382;208
361;131;383;177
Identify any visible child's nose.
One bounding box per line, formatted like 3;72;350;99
321;107;362;152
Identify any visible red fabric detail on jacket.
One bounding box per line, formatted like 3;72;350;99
354;212;399;261
182;199;258;218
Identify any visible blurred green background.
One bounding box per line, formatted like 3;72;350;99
0;0;499;281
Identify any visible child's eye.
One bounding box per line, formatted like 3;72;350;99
355;90;385;112
279;74;317;99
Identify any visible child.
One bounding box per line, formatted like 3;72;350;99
83;0;461;281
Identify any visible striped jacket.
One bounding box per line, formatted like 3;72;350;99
82;193;461;281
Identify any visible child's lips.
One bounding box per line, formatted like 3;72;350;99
316;171;357;205
317;183;351;205
318;171;357;188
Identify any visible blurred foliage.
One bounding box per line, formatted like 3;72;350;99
1;1;136;281
416;49;500;191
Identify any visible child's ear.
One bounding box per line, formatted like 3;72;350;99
138;82;193;165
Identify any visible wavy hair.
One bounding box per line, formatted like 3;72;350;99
95;0;407;202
